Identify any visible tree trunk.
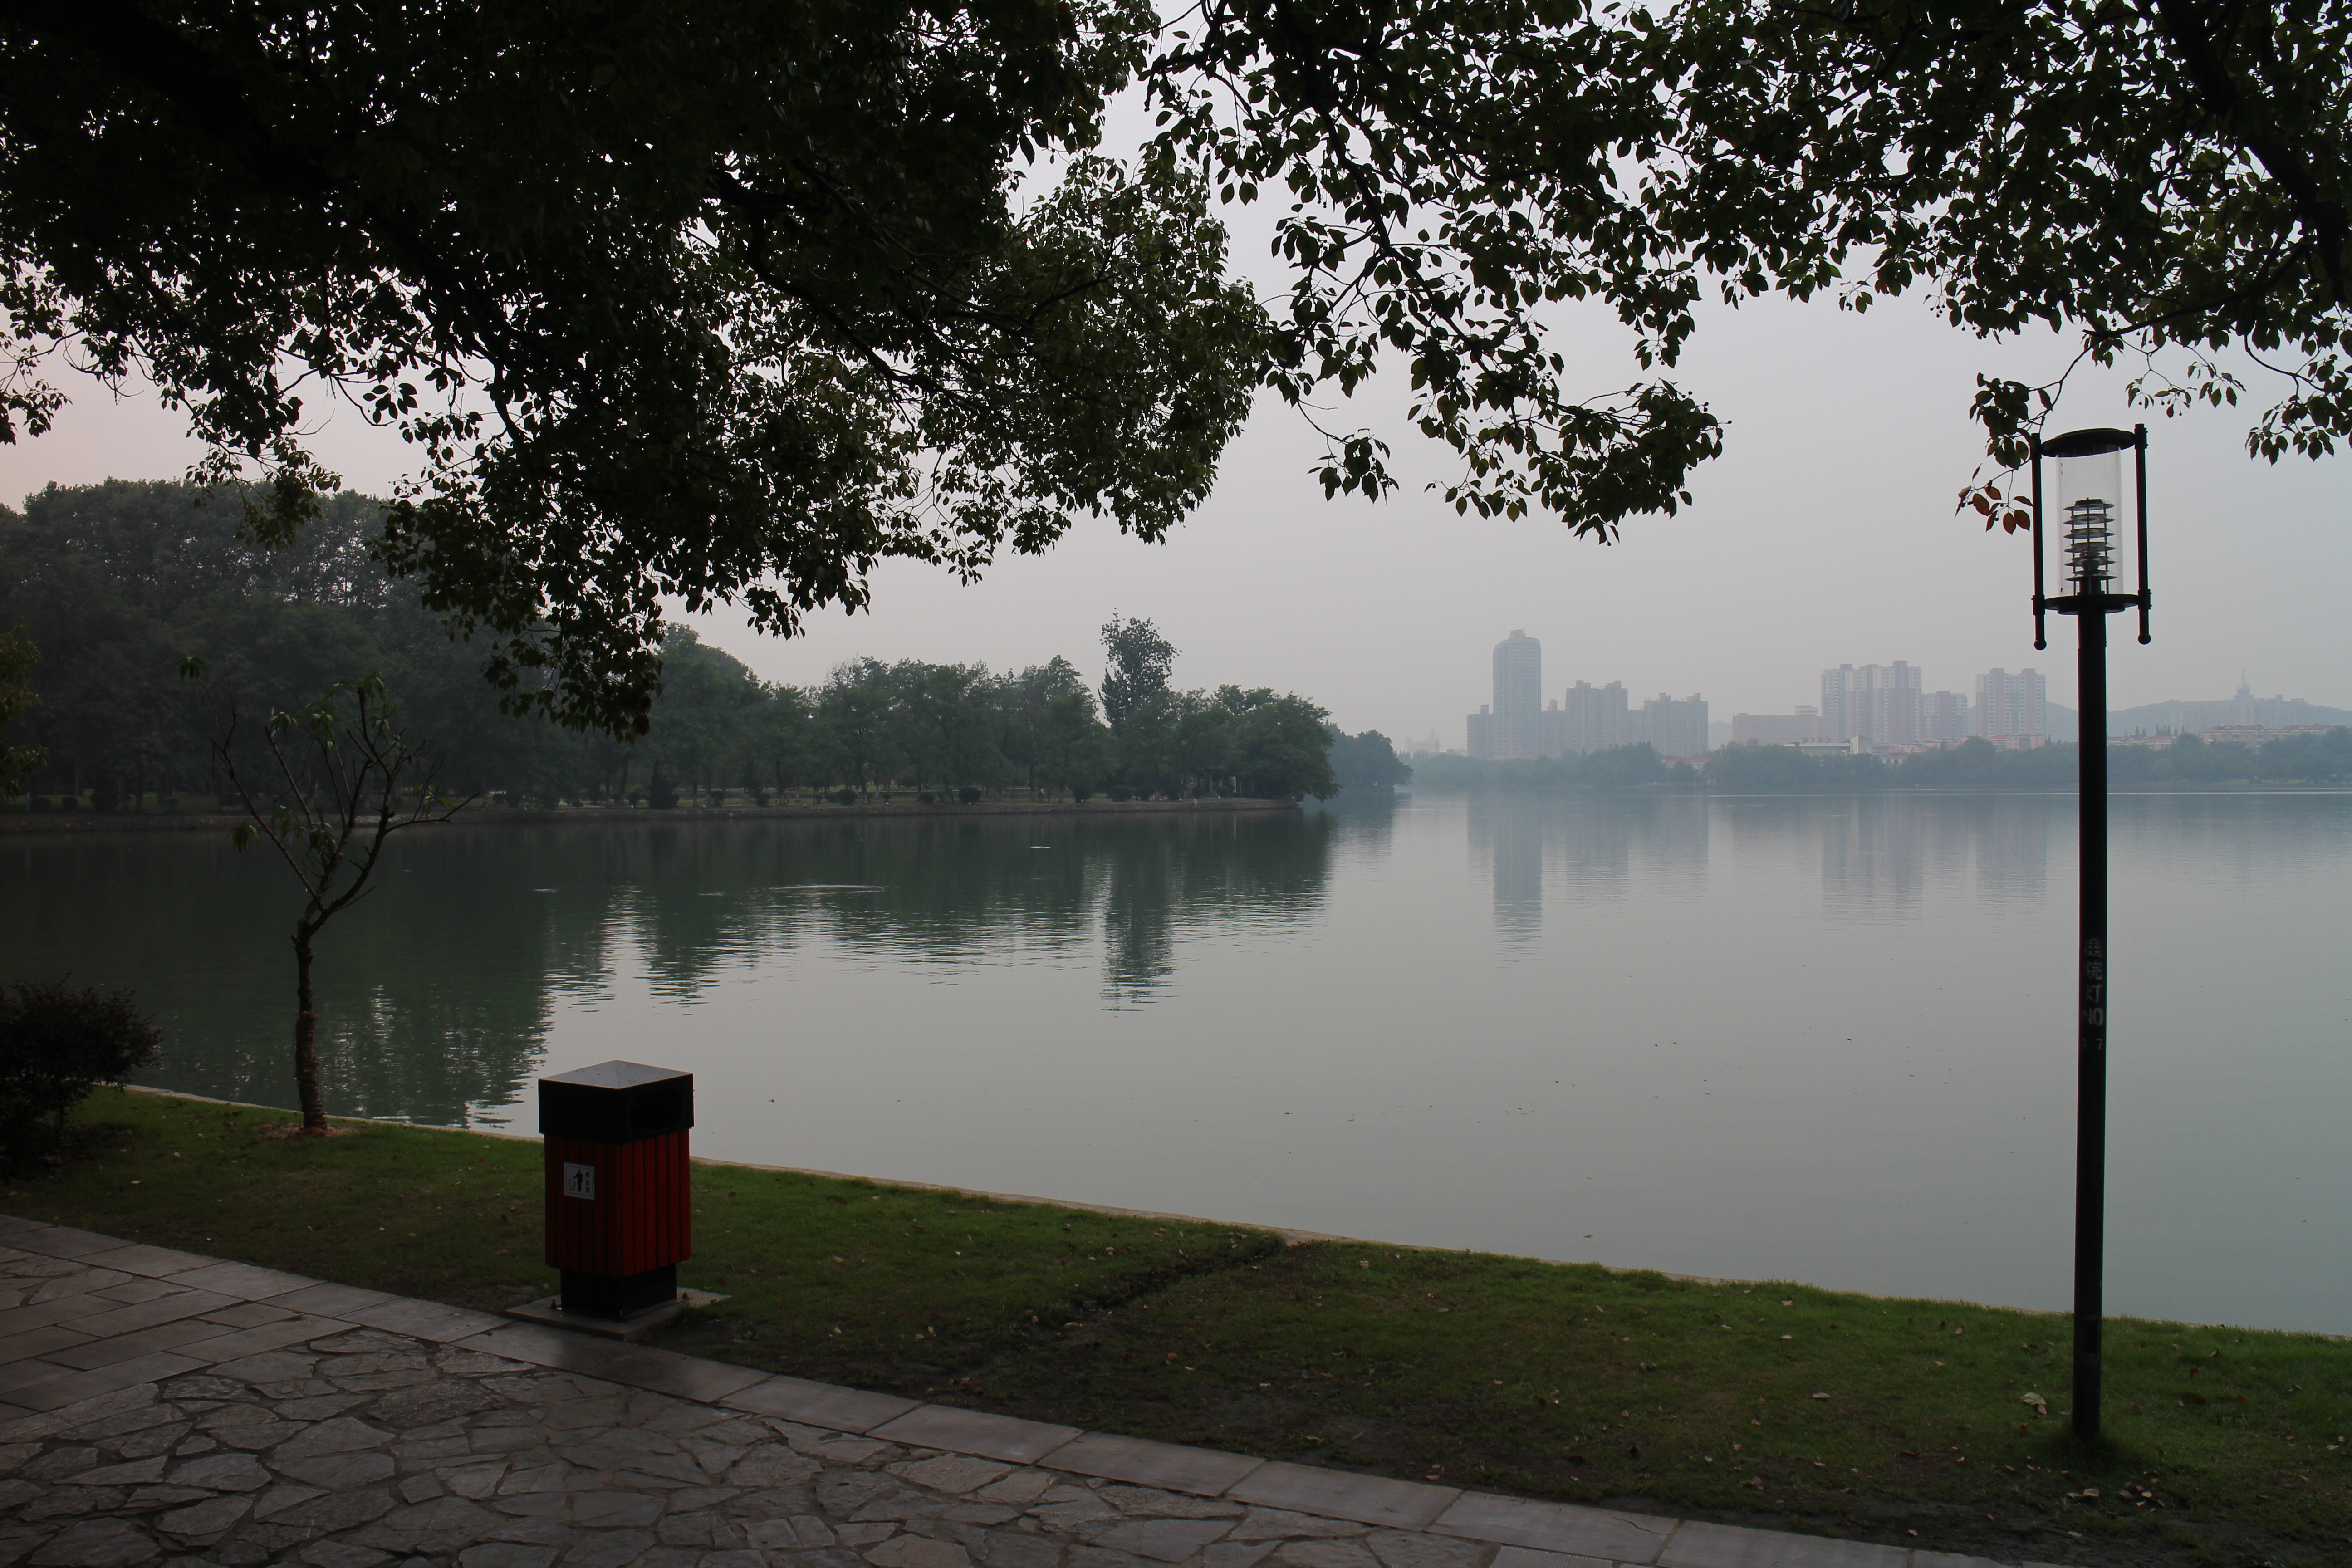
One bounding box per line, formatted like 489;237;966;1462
292;926;329;1134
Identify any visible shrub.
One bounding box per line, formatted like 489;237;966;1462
646;776;680;809
918;791;936;805
0;981;162;1171
1071;783;1093;802
833;787;858;806
1108;784;1132;802
28;795;48;812
958;786;981;805
91;787;119;812
160;796;180;811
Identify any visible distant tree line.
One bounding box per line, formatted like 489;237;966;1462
1409;745;1699;791
1416;731;2352;793
0;482;1407;808
1712;733;2352;789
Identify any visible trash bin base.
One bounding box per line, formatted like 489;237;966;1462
559;1264;678;1320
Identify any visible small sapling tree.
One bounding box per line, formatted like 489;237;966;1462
182;664;470;1134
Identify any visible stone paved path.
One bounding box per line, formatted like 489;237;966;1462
0;1217;2012;1568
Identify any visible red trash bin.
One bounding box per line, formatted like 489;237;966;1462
540;1060;694;1318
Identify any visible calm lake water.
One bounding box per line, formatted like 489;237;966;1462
7;791;2347;1333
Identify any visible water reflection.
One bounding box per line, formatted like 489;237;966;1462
0;811;1336;1120
1465;795;1710;941
6;791;2349;1330
1454;792;2070;940
1099;812;1337;1004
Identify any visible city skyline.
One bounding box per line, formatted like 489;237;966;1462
1449;630;2345;758
1463;630;1710;759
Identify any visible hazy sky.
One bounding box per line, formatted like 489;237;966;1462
6;284;2346;746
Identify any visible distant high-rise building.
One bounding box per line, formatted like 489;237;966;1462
1637;693;1710;758
1563;680;1628;754
1538;699;1568;759
1822;662;1924;746
1491;631;1543;759
1975;668;2048;742
1920;690;1971;744
1466;704;1494;760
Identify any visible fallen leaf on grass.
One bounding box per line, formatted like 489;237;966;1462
2021;1392;2049;1416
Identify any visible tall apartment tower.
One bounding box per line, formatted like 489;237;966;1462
1563;680;1628;754
1975;668;2048;741
1821;662;1924;746
1491;630;1544;759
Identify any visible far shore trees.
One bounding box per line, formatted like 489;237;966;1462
5;485;1366;808
1100;616;1178;733
0;628;43;798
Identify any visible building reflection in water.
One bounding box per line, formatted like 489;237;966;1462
1466;794;1710;943
1465;790;2060;941
1812;795;2053;922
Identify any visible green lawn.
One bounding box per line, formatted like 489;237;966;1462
9;1090;2346;1568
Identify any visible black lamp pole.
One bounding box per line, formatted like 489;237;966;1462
2031;424;2151;1444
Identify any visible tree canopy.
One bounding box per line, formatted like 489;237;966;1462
1099;613;1178;730
5;0;2343;722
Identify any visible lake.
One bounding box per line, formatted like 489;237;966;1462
6;790;2346;1334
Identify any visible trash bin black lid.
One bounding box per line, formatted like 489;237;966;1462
540;1060;694;1143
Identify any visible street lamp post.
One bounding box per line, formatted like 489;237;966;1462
2030;424;2151;1445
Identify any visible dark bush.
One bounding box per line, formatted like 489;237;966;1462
0;980;162;1170
958;786;982;805
91;787;118;812
646;775;680;809
918;791;936;805
833;787;858;806
1072;783;1093;802
28;795;48;812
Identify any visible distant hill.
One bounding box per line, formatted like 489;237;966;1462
2044;691;2352;740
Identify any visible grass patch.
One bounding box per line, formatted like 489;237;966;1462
10;1090;2349;1568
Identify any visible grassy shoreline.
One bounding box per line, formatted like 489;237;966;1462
7;1091;2344;1568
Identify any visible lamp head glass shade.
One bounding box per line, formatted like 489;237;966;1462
2041;427;2136;598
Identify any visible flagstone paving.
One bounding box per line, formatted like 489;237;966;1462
0;1218;2024;1568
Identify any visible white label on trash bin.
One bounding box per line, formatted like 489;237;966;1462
562;1162;597;1200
